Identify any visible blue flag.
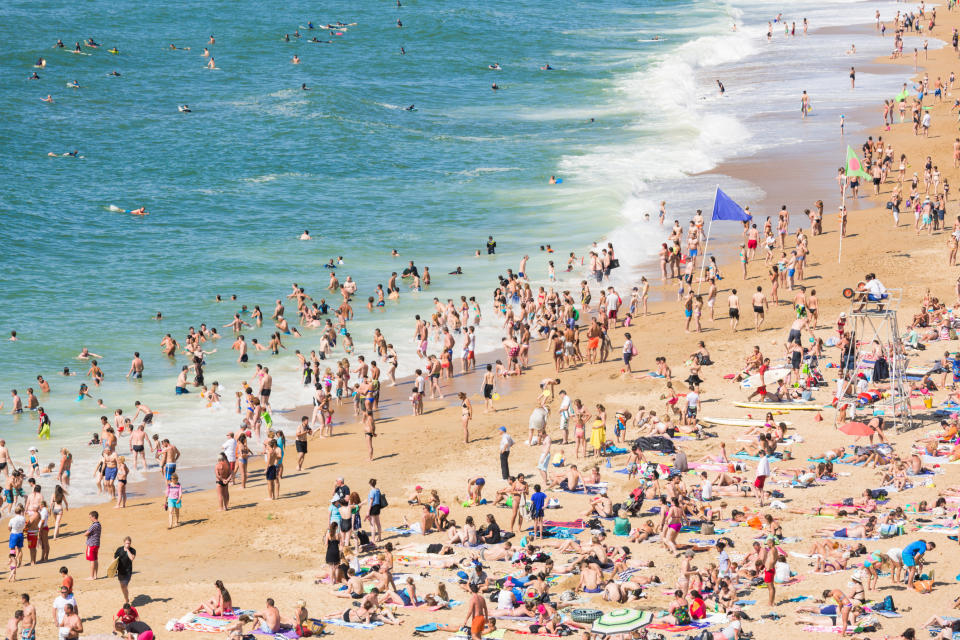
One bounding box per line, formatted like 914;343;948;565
712;188;751;222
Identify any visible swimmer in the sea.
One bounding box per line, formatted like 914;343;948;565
301;83;309;90
449;267;463;275
717;79;725;95
41;95;53;103
55;39;64;48
108;71;121;76
404;105;415;111
400;47;405;55
208;35;215;44
77;348;103;360
29;72;39;80
128;207;149;216
397;19;402;27
300;230;311;240
491;83;499;91
86;38;100;48
178;105;191;113
489;63;501;70
292;54;301;64
67;80;80;88
202;47;210;57
206;58;216;69
169;44;190;50
540;63;553;70
35;58;46;68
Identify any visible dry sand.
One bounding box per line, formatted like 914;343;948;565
11;7;960;640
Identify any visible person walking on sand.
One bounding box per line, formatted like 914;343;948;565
113;536;136;602
464;583;488;640
728;289;740;331
458;392;473;443
115;456;128;508
265;438;281;500
295;416;311;471
753;454;770;508
84;511;101;579
751;286;768;332
215;453;231;511
165;473;182;528
498;427;514;480
482;364;496;413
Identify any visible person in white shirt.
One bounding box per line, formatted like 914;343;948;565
860;272;888;310
498;427;514;480
685;386;700;426
700;471;713;501
53;585;78;629
622;332;635;373
222;434;237;464
557;391;571;444
8;505;25;566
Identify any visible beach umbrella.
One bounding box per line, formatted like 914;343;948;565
590;609;653;635
838;421;873;437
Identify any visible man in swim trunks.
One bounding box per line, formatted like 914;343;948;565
265;439;280;500
463;583;488;640
160;440;180;481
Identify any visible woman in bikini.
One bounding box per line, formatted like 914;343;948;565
662;497;685;554
195;580;233;616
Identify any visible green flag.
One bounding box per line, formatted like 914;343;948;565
846;146;871;181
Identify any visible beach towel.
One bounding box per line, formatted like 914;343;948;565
252;629;299;639
647;621;711;631
543;519;585;528
323;617;384;630
801;625;857;634
449;629;507;639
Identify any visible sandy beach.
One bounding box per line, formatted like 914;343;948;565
7;5;960;640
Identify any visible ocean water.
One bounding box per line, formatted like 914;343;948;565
0;0;932;500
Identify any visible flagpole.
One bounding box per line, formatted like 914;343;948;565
696;186;718;295
838;181;846;264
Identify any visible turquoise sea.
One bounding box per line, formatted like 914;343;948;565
0;0;927;499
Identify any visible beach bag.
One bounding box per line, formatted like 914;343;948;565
378;492;388;509
357;530;370;546
913;579;933;594
874;595;896;612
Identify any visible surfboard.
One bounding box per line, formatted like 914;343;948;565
699;417;793;427
732;402;823;411
67;50;91;56
739;368;791;389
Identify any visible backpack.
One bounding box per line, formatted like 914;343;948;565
879;595;896;612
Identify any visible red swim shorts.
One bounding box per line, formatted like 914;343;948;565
85;545;99;561
753;475;766;489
